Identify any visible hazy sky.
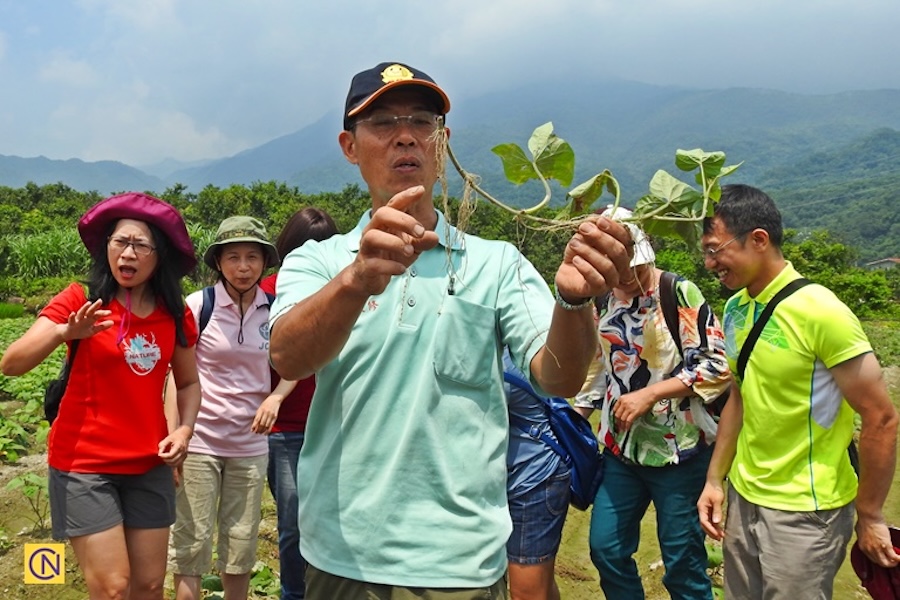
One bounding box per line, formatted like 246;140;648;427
1;0;898;166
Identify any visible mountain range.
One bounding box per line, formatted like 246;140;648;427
2;80;899;260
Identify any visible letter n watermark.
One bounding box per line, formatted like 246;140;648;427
24;543;65;585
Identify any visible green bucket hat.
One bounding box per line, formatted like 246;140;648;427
203;216;279;270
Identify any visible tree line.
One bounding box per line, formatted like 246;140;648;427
0;182;897;319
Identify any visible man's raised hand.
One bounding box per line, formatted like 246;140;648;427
555;216;634;302
350;186;439;296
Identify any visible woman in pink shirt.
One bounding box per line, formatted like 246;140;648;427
168;216;295;600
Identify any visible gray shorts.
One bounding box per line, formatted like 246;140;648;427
48;463;176;540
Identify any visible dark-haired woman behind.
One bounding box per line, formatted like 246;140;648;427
0;192;201;600
259;207;338;600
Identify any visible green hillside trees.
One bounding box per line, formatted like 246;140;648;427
0;182;895;318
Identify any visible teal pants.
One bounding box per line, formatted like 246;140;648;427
589;445;714;600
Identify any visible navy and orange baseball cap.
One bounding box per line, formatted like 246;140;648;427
343;62;450;130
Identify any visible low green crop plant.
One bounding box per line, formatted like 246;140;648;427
249;561;280;597
0;415;29;463
0;527;13;556
6;473;50;533
0;351;62;405
197;561;278;598
706;540;725;598
0;316;60;456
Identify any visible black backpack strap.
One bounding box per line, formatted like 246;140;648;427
198;286;215;335
66;339;81;370
736;278;811;380
659;271;682;359
199;286;273;336
65;286;86;367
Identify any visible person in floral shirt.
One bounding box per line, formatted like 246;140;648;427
575;207;730;600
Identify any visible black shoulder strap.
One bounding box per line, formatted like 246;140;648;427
736;278;811;380
199;286;274;336
198;286;215;335
65;285;86;365
66;339;81;370
659;271;682;359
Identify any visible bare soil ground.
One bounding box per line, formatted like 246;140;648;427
1;366;897;599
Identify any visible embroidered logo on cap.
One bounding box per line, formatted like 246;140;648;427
381;64;414;83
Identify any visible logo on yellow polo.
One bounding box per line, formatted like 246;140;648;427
24;543;65;584
381;64;414;83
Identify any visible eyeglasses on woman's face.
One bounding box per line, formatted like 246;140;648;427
108;236;156;257
353;111;439;137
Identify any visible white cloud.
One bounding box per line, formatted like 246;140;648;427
44;89;243;165
38;54;99;87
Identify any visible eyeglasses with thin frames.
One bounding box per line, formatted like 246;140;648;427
108;236;156;257
353;111;439;136
703;234;744;259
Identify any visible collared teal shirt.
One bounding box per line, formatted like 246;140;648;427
271;209;553;587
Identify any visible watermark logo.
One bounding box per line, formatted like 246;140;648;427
24;543;65;584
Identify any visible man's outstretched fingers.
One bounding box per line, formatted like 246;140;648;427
385;185;426;213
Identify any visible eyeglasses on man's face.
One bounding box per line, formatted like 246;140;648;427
108;236;156;257
353;111;439;136
703;234;745;259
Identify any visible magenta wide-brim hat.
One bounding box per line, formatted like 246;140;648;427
78;192;198;277
850;527;900;599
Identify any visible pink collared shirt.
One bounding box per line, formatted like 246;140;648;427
186;281;272;457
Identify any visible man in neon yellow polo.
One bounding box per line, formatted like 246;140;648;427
697;184;899;599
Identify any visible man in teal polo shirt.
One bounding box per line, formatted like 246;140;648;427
697;184;899;599
268;62;634;599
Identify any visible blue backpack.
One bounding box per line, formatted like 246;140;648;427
505;370;605;511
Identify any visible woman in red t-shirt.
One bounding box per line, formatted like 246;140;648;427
0;192;201;600
257;206;337;600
